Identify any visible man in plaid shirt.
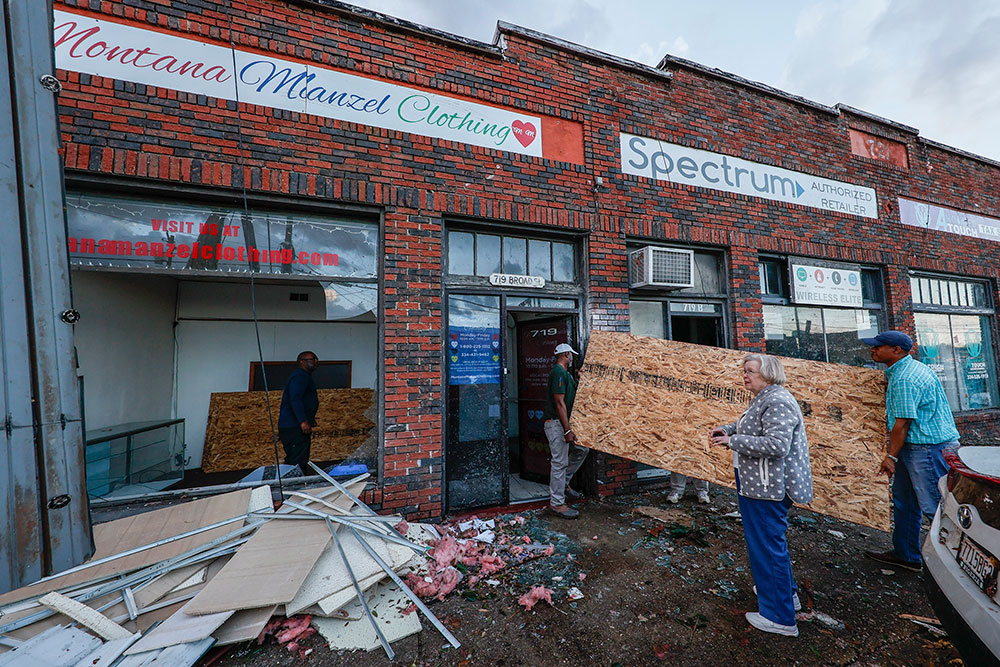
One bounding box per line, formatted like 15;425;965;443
861;331;960;571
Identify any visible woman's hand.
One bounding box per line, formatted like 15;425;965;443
709;433;730;447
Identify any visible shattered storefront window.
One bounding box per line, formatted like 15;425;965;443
66;192;378;278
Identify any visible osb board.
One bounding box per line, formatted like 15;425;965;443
202;389;376;472
572;331;889;531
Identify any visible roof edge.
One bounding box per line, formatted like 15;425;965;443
834;104;919;135
286;0;503;57
496;21;672;82
656;53;837;116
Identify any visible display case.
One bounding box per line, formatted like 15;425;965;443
85;419;185;498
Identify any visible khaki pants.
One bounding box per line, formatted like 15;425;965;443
544;419;589;506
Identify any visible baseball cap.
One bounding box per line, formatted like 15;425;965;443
554;343;578;356
860;331;913;351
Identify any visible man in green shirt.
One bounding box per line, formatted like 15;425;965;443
543;343;589;519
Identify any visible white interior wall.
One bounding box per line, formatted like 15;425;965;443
175;279;377;468
71;271;178;431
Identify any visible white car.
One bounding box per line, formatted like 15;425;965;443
924;445;1000;666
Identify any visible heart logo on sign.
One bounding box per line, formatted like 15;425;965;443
511;120;537;148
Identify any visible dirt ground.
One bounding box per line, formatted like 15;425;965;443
215;484;962;667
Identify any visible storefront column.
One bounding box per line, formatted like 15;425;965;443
884;263;916;333
729;246;766;351
380;209;444;519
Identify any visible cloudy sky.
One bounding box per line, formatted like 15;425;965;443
342;0;1000;164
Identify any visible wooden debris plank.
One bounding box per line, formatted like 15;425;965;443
124;601;232;655
211;606;277;646
184;518;332;615
284;529;393;616
0;625;101;667
38;592;132;641
202;389;376;472
572;331;890;531
132;564;208;609
0;488;254;607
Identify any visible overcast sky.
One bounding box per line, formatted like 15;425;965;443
342;0;1000;164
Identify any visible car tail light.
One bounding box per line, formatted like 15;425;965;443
945;448;1000;530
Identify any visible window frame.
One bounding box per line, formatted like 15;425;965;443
910;271;1000;413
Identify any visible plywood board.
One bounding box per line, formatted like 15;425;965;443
572;331;889;531
184;519;331;615
0;489;254;607
201;389;376;472
284;532;392;616
211;606;277;646
124;602;232;655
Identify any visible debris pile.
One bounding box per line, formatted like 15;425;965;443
0;464;458;664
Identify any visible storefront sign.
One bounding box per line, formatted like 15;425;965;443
65;192;377;277
792;263;863;307
448;327;501;385
53;10;543;158
669;302;720;315
898;197;1000;243
489;273;545;288
620;133;878;219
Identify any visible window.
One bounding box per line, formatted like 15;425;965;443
911;275;999;411
448;230;577;282
760;258;885;367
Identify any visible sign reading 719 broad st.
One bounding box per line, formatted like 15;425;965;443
620;133;878;219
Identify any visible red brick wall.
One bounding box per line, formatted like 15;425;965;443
55;0;1000;517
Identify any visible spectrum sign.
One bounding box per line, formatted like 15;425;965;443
620;133;878;219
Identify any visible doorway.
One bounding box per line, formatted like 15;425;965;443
444;293;577;511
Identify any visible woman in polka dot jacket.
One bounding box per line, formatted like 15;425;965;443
710;353;813;638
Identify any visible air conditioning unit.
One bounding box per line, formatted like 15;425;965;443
629;246;695;289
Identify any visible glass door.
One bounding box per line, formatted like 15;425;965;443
445;294;504;510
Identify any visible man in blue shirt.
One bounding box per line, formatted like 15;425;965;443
861;331;960;571
278;351;320;475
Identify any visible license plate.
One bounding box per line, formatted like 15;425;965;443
957;534;999;596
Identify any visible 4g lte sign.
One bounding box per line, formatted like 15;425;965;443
792;264;863;307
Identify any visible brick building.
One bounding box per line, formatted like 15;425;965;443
53;0;1000;518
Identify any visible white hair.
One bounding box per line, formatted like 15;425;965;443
743;353;786;385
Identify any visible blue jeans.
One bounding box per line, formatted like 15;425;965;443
892;441;956;563
736;470;797;627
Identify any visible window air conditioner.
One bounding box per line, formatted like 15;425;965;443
629;246;695;289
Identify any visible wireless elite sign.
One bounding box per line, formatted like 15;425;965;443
620;134;878;219
791;264;863;307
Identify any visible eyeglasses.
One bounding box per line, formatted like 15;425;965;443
302;358;319;363
742;369;760;376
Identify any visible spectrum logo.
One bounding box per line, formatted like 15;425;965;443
619;133;878;219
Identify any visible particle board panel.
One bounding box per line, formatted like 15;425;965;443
284;532;392;616
183;519;332;615
211;606;277;646
572;331;890;531
312;582;421;652
0;489;255;607
201;389;376;472
124;602;232;655
38;593;132;641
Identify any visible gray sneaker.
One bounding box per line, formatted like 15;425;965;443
547;504;580;519
745;612;798;637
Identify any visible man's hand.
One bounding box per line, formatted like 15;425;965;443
564;429;577;444
300;421;312;435
878;456;895;477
